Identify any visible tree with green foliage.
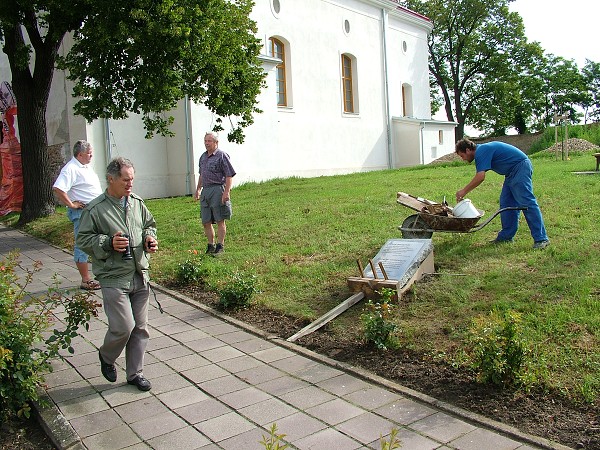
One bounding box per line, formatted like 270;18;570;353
402;0;533;140
509;48;548;133
539;55;588;126
0;0;265;225
580;59;600;123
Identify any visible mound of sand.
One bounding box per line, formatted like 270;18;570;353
545;138;600;153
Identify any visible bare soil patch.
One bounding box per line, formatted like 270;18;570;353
0;415;55;450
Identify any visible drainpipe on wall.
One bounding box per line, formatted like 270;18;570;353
381;8;393;169
420;122;425;164
184;95;192;196
104;118;112;161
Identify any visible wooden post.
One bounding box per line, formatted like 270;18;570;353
378;261;389;280
356;259;365;277
554;114;569;161
565;121;569;160
368;259;378;279
554;114;559;160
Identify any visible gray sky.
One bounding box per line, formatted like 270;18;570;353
510;0;598;67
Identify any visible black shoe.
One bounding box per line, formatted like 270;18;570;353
206;243;216;254
127;374;152;391
99;351;117;382
213;243;224;255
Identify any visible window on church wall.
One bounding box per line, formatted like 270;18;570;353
402;83;413;117
341;54;354;113
270;37;287;106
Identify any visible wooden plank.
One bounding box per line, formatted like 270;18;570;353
286;292;365;342
347;277;400;298
397;192;436;211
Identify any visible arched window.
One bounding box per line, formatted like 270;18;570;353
341;54;354;113
270;38;287;106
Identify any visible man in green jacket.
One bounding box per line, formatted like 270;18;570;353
77;157;158;391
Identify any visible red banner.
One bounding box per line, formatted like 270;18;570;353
0;136;23;215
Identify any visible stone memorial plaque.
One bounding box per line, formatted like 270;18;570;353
362;238;433;287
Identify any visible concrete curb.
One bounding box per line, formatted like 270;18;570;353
35;387;86;450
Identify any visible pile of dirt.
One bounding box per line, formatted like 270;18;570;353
429;152;461;164
545;138;600;154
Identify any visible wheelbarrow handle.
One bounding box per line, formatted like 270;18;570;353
467;206;528;233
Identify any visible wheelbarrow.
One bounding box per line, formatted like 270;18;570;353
397;192;527;239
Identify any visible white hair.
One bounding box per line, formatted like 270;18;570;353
205;131;219;142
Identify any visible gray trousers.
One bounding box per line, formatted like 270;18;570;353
99;273;150;381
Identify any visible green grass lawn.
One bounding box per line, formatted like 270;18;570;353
8;148;600;403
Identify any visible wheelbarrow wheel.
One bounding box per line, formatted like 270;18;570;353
400;214;433;239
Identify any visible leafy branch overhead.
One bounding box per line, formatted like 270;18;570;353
57;0;266;143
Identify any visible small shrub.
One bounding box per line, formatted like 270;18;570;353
259;423;289;450
380;427;402;449
0;252;100;420
217;271;259;310
175;250;209;285
468;309;529;386
360;288;398;350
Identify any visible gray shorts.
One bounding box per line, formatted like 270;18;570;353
200;184;232;224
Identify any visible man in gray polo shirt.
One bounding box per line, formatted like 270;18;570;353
194;132;236;255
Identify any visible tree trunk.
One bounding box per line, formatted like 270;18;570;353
3;21;62;225
455;123;465;142
14;90;55;225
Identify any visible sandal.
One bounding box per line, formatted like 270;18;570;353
80;280;101;290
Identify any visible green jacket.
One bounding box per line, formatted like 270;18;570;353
76;191;157;289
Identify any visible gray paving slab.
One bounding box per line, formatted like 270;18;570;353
0;224;567;450
304;397;366;425
198;374;252;397
216;354;266;373
449;427;524;450
336;411;400;444
81;423;142;449
174;397;231;425
238;397;298;426
69;408;125;439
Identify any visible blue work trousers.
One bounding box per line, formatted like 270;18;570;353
496;159;548;243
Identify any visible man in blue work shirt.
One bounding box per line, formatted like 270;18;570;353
455;138;549;249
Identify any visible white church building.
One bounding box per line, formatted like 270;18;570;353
1;0;456;199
